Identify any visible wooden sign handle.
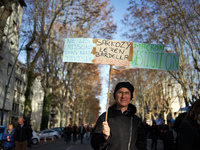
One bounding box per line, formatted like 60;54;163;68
105;65;113;122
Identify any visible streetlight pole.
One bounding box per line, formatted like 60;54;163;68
1;47;33;125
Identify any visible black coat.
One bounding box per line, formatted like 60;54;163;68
14;123;31;142
178;119;200;150
91;103;147;150
78;126;86;135
150;125;160;140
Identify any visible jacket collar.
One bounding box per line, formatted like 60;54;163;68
108;103;137;118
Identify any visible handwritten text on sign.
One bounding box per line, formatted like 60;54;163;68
62;38;179;71
130;43;179;71
93;39;133;66
62;38;95;63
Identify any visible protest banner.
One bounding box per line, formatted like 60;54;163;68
130;43;179;71
62;38;95;63
63;38;133;67
91;39;133;66
63;38;179;71
63;38;179;121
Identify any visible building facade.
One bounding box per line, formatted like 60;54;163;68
11;61;27;125
0;0;26;126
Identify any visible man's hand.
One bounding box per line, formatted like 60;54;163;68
102;121;110;139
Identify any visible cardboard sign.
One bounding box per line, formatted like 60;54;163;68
62;38;179;71
63;38;133;66
130;43;179;71
91;39;133;66
62;38;95;63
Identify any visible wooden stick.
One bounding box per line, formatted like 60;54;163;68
105;65;113;122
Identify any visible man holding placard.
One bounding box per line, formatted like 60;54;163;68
91;82;147;150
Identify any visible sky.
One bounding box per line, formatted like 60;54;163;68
99;0;130;114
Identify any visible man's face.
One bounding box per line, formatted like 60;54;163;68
18;118;23;125
115;87;131;108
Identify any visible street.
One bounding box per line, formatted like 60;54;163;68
28;137;93;150
28;137;164;150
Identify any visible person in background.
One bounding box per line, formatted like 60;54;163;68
166;119;176;150
78;124;86;144
2;124;15;150
86;125;92;140
143;118;150;138
64;125;68;142
91;82;147;150
150;121;160;150
158;119;169;150
14;117;31;150
64;124;72;143
178;99;200;150
72;124;78;143
155;114;163;125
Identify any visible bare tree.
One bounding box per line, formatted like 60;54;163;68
122;0;200;106
19;0;116;123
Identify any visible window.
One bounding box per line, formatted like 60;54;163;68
0;40;3;52
7;63;12;76
10;40;15;55
12;103;19;112
6;86;10;100
0;57;3;71
42;131;49;134
13;90;17;99
16;64;19;72
0;35;6;52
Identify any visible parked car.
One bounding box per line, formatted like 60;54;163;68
31;131;40;145
39;129;61;140
51;127;64;137
0;126;6;149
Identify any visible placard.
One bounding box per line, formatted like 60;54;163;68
62;38;179;71
92;39;133;66
130;43;179;71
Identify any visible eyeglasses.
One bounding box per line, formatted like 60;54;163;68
116;91;131;96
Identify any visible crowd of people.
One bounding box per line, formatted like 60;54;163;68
63;123;93;144
143;99;200;150
2;117;33;150
2;81;199;150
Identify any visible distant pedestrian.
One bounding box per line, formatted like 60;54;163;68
86;125;92;140
178;99;200;150
72;124;78;143
150;121;160;150
78;124;86;144
143;118;150;138
158;120;169;150
14;117;31;150
2;124;15;150
64;124;72;143
155;114;163;125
